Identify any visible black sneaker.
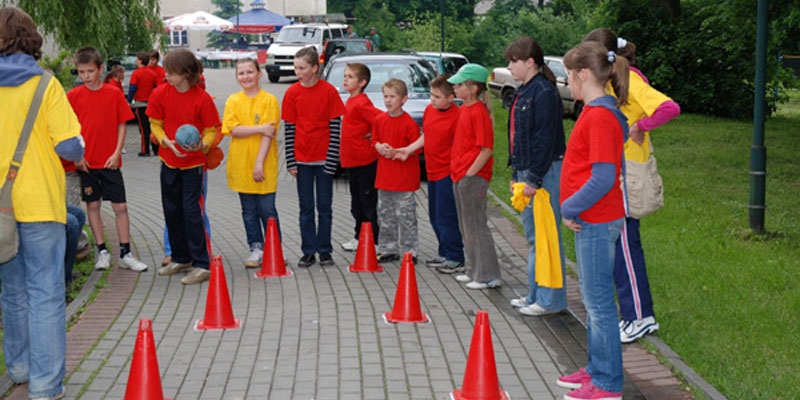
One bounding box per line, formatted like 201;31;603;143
377;253;400;264
297;254;316;267
319;252;334;266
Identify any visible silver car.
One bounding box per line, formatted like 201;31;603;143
489;56;582;118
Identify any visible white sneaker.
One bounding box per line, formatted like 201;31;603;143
455;274;472;282
465;279;502;289
620;316;659;343
95;249;111;270
120;253;148;272
341;238;359;252
245;248;263;268
510;297;531;308
519;303;561;316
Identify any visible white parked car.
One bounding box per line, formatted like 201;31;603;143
265;23;349;83
488;56;583;118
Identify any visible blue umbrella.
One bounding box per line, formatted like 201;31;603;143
228;0;292;34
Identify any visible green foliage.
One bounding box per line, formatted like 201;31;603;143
208;0;243;50
9;0;162;56
39;50;76;89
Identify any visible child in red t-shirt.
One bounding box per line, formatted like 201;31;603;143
147;48;221;285
128;51;159;156
448;64;502;289
67;47;146;273
148;49;166;84
339;62;383;252
104;64;125;92
372;78;421;263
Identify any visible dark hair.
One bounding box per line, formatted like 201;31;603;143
346;62;371;88
163;48;203;86
148;49;160;61
74;47;104;68
564;41;630;107
430;73;454;96
0;7;43;59
504;36;557;85
136;51;150;65
583;28;637;67
295;46;319;68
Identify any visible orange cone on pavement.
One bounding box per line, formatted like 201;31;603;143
451;311;509;400
348;222;382;273
123;319;171;400
257;218;292;278
383;253;429;323
196;256;241;330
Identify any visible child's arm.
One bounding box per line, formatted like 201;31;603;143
151;119;185;158
561;162;616;232
324;116;342;176
392;134;424;161
252;135;272;182
104;122;126;169
465;147;493;177
230;122;277;139
284;122;297;177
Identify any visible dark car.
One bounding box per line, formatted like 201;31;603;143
322;53;438;180
319;38;378;70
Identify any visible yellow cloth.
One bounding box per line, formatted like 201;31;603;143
222;89;281;194
510;182;531;211
1;76;82;223
533;189;563;289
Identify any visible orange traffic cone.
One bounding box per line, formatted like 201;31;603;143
256;218;292;278
196;256;241;330
123;319;171;400
451;311;509;400
383;253;429;323
348;222;382;273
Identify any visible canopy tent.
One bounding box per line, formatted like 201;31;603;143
164;10;234;32
227;0;292;34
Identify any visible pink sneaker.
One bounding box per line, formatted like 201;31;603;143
557;367;591;389
564;382;622;400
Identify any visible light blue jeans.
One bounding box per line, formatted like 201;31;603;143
0;222;66;398
519;161;566;310
239;192;280;249
574;217;624;393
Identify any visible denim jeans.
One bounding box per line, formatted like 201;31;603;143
574;217;624;393
519;161;566;310
296;164;333;255
0;222;66;398
427;176;464;262
239;192;280;249
65;204;86;284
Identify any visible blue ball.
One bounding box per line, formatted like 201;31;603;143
175;124;200;148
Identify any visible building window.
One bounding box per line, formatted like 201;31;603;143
170;31;188;46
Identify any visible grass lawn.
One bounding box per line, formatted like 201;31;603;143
489;96;799;399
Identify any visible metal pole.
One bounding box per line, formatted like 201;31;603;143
749;0;768;234
440;0;444;52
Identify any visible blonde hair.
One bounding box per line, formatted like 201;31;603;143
563;41;630;107
382;78;407;97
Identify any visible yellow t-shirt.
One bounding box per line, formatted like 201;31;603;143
0;75;82;223
222;89;281;194
607;70;671;162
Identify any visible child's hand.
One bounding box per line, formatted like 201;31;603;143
522;183;537;198
182;141;207;153
75;158;89;172
261;122;277;139
253;165;265;182
288;168;298;178
629;122;645;145
104;153;122;170
392;147;411;161
162;139;187;158
562;218;581;233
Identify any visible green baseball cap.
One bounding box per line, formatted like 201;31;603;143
447;63;489;84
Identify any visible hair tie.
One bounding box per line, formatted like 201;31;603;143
617;37;627;50
607;51;616;64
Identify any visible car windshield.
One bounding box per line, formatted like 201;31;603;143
275;27;320;44
326;59;435;98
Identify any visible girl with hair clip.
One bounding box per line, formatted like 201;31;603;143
583;28;681;343
504;36;568;316
557;41;629;400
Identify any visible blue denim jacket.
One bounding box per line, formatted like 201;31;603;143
508;73;566;188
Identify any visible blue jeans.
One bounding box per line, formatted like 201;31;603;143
574;217;624;393
0;222;66;398
427;176;463;262
519;161;566;310
296;165;333;255
240;192;280;249
65;204;86;284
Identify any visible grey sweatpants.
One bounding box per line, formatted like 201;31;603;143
454;175;500;283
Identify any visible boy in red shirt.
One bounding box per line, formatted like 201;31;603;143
372;78;421;263
128;51;159;156
148;49;166;84
68;47;147;273
339;62;382;251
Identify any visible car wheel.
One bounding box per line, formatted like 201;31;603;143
572;101;584;120
268;74;280;83
501;88;515;109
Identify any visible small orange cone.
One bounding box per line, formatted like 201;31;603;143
348;222;382;273
123;319;171;400
383;253;429;323
451;311;509;400
196;256;241;330
256;218;292;278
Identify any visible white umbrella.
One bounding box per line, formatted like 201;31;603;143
164;11;234;32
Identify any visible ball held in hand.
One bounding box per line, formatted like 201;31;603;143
175;124;201;148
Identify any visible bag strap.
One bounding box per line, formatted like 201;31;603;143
2;73;52;208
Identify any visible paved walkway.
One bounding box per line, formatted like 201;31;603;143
1;69;716;400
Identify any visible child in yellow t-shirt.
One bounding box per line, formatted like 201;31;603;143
222;58;281;268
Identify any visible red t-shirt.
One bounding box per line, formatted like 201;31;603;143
148;65;166;85
60;158;76;172
130;67;158;101
341;93;382;168
107;79;123;92
67;84;134;169
281;80;346;163
146;84;220;169
450;102;493;183
422;103;460;181
373;112;421;192
560;105;625;223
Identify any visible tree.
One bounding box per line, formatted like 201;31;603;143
6;0;163;57
208;0;242;50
